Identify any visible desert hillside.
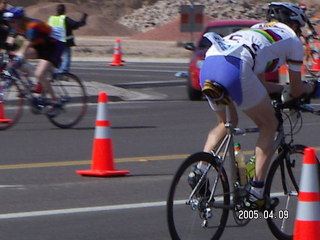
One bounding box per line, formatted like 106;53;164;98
6;0;320;38
6;0;320;58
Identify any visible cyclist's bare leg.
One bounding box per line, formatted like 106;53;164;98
203;102;238;152
34;59;57;101
22;47;56;101
243;95;278;182
195;102;239;171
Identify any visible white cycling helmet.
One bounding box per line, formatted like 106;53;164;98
267;2;307;27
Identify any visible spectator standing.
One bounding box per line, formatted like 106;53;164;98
48;4;87;73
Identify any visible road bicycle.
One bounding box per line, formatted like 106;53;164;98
167;83;320;240
0;52;88;130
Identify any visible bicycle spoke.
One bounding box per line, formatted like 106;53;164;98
47;73;87;128
167;152;230;240
0;75;23;130
265;145;305;240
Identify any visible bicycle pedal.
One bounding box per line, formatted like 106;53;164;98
46;103;63;118
243;198;266;210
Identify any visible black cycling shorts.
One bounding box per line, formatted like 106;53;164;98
33;40;65;68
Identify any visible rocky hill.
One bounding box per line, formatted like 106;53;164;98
8;0;320;37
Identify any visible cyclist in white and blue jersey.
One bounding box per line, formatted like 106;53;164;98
190;2;320;208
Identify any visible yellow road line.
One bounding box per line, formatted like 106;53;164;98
0;147;318;170
0;154;189;170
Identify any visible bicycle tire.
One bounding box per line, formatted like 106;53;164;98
46;72;87;128
0;74;24;130
167;152;230;240
264;144;307;240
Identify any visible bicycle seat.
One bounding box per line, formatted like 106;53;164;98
202;80;231;105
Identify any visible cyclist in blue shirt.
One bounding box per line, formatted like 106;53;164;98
3;6;65;103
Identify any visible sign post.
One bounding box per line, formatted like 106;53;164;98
180;3;204;42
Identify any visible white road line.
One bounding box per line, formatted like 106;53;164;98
0;201;166;220
0;185;24;188
0;191;290;220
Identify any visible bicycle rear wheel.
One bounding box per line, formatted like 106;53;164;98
47;73;87;128
0;74;24;130
167;152;230;240
264;144;307;240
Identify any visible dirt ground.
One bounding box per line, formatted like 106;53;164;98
20;1;320;59
73;36;191;59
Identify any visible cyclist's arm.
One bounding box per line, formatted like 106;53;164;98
286;37;314;97
1;35;16;51
258;73;284;94
289;69;314;97
65;15;87;30
15;39;31;56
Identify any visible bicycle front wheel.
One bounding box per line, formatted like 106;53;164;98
264;144;306;240
167;152;230;240
0;74;24;130
47;73;87;128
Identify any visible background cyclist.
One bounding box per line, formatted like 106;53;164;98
192;2;320;208
3;6;65;105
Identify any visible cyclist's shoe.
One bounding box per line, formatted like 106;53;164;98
202;80;231;105
30;97;44;114
188;167;211;198
46;101;62;117
243;183;266;210
243;184;280;211
245;192;266;210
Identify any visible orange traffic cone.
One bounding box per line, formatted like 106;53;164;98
76;92;130;177
109;39;124;66
293;147;320;240
301;64;306;76
310;58;320;72
0;102;12;123
278;64;289;84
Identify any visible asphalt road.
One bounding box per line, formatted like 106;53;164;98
0;62;319;240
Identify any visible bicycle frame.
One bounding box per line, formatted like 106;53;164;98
0;52;88;129
7;66;33;96
203;103;287;206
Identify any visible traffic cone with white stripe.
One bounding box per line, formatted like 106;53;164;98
0;102;12;123
278;65;289;84
293;147;320;240
109;39;124;66
76;92;130;176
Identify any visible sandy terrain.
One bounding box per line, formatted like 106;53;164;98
73;36;191;59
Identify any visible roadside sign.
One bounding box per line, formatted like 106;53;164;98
180;5;204;32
